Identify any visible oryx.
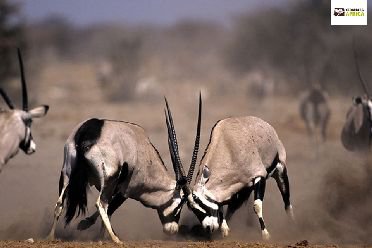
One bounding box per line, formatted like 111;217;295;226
299;84;330;142
187;116;294;240
341;39;372;151
47;95;202;243
0;49;49;173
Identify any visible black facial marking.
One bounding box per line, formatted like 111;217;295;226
192;194;219;217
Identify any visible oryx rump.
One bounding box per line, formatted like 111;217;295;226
187;116;294;240
47;95;202;243
0;49;49;173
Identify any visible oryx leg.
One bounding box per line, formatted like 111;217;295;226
77;193;127;231
217;206;229;238
272;163;294;220
98;193;127;240
253;177;270;240
221;187;252;237
46;172;68;240
96;177;122;244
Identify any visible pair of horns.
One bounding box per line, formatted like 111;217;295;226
0;48;29;111
353;38;371;97
164;93;202;194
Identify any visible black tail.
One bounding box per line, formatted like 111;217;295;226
64;118;104;225
64;150;89;225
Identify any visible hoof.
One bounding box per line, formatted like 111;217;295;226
112;237;123;244
286;205;295;221
262;229;270;241
45;234;55;241
220;220;230;238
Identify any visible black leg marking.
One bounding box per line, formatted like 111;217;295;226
108;193;127;217
253;177;270;240
272;165;291;209
226;187;252;221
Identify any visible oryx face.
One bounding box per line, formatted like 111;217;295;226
17;106;49;154
157;189;187;235
188;166;220;233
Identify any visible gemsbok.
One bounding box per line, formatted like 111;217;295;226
0;49;49;173
341;39;372;151
299;84;330;142
47;95;202;243
186;116;294;240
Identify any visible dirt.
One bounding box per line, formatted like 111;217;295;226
0;240;346;248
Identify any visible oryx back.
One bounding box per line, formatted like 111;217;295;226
198;116;286;202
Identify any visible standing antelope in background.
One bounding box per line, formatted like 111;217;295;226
341;40;372;151
47;95;202;243
299;84;330;142
0;49;49;173
187;116;294;240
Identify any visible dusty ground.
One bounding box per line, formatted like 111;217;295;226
0;240;350;248
0;61;371;246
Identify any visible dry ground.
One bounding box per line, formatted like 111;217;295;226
0;61;371;246
0;240;349;248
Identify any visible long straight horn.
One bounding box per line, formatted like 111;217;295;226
0;88;15;109
164;97;187;180
353;38;371;96
165;108;180;182
17;48;28;111
187;92;202;184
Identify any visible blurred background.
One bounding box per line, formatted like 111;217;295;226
1;0;372;244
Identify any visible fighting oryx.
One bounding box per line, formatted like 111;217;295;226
341;39;372;152
299;84;330;142
0;49;49;173
186;116;294;240
47;95;202;243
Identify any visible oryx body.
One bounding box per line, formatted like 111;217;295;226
299;85;330;141
0;49;48;173
47;97;202;243
341;97;371;151
340;39;372;152
188;116;294;239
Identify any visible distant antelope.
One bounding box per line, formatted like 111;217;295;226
187;116;294;240
341;39;372;151
0;49;49;173
341;95;371;151
299;84;330;142
47;95;202;243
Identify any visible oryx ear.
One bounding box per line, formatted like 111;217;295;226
353;104;365;133
28;105;49;118
200;165;210;185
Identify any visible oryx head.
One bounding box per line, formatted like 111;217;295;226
0;49;49;158
157;93;202;234
187;164;220;233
